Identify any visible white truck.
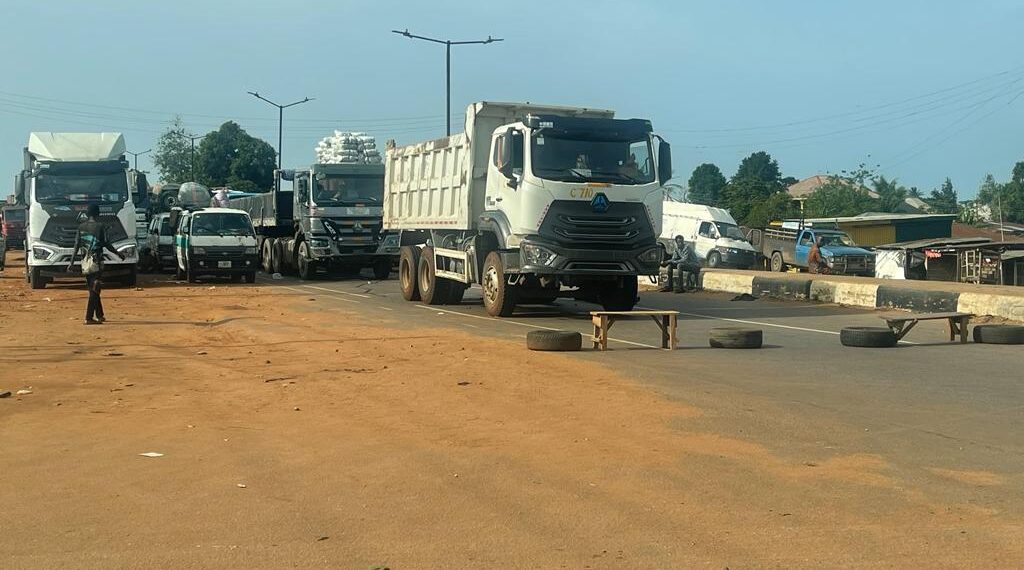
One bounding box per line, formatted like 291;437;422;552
385;102;672;316
15;133;141;289
661;202;758;269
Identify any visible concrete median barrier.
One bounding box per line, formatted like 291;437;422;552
752;276;812;301
957;292;1024;322
701;272;755;295
832;282;880;309
877;286;958;313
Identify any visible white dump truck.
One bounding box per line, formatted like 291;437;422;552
384;102;672;316
15;132;141;288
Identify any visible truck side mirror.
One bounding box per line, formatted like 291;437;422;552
497;130;514;179
657;140;672;185
14;172;26;201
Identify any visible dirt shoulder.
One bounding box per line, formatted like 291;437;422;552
1;255;1021;569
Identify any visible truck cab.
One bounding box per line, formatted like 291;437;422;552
1;205;27;249
173;208;258;283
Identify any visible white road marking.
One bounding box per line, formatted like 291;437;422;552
415;305;660;349
303;285;371;298
378;306;394;311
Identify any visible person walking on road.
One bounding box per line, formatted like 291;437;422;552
68;204;124;325
660;236;701;293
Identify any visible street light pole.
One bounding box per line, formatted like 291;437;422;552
126;149;151;171
392;29;503;137
246;91;314;170
185;135;204;181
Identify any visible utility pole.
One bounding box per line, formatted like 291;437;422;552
126;149;151;171
184;135;205;181
392;29;503;136
247;91;314;170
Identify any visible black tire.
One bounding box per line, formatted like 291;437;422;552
707;251;722;268
709;327;763;349
526;330;582;352
29;267;46;289
399;246;421;301
271;240;285;275
771;251;785;272
446;283;468;305
159;191;179;211
230;274;242;283
123;269;137;288
372;258;391;280
599;275;638;312
261;239;274;274
972;325;1024;345
481;251;516;317
186;266;198;284
840;326;897;348
245;271;257;284
417;246;452;305
296;241;317;281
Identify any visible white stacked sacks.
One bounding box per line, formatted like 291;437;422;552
315;131;383;164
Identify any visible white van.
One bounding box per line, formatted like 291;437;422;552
661;202;758;268
173;208;259;283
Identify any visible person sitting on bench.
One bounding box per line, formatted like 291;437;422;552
661;236;700;293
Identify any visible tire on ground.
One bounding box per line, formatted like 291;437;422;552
417;246;451;305
972;324;1024;345
840;326;897;348
526;330;582;352
481;251;516;317
708;327;763;349
399;246;421;301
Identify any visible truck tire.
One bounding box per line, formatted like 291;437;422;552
245;271;257;284
481;251;516;317
417;246;452;305
972;325;1024;345
526;330;582;352
447;283;468;305
709;327;763;349
372;258;391;280
399;246;421;301
840;326;897;348
598;275;638;312
29;267;46;289
186;266;198;284
297;240;317;281
707;250;722;268
770;251;786;272
175;263;185;281
261;239;274;274
271;240;285;275
159;191;178;212
123;269;137;288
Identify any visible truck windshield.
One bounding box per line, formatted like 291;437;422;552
819;234;857;247
192;213;254;237
3;209;26;221
35;171;129;204
313;176;383;205
716;222;747;241
531;134;655;185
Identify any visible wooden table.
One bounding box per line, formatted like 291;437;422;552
880;311;973;343
591;310;679;351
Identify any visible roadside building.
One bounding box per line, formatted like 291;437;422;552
787;213;958;247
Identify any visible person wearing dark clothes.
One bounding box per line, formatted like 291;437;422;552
68;204;124;325
660;236;701;293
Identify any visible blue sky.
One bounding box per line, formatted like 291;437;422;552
1;0;1022;198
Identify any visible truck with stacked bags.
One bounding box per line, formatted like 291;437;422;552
384;101;672;316
229;133;395;280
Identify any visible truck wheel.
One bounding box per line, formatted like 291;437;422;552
840;326;897;348
526;330;582;352
271;240;285;275
972;325;1024;345
709;327;763;349
481;251;516;317
29;267;46;289
770;251;786;272
417;246;452;305
245;271;257;284
297;241;317;281
399;246;420;301
598;275;638;312
447;283;468;305
261;239;274;274
123;269;137;288
186;266;198;284
707;251;722;268
175;263;185;281
372;258;391;280
159;192;178;211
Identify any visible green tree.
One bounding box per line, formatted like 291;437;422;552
927;178;958;214
746;191;799;229
720;151;787;226
907;186;923;198
686;163;726;206
733;151;781;184
872;176;908;213
152;116;195;183
1005;161;1024;223
196;121;276;191
804;178;878;217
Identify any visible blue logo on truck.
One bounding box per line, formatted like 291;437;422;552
591;193;610;213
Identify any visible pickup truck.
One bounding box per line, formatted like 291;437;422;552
756;226;874;276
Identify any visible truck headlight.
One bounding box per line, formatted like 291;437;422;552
244;247;257;255
192;247;206;255
522;243;556;266
117;244;137;258
309;238;330;248
32;246;54;260
638;246;663;264
382;234;399;248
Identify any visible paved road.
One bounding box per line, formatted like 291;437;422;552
261;273;1024;516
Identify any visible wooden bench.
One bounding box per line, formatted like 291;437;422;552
880;311;973;343
591;310;679;351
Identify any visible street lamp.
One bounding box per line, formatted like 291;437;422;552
182;134;205;181
246;91;314;170
392;29;503;136
126;148;151;171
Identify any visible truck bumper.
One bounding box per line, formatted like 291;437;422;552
37;262;136;279
512;237;663;277
714;248;758;269
190;255;258;275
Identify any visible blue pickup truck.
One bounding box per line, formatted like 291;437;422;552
758;226;875;276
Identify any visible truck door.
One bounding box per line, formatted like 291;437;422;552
485;128;524;217
175;213;190;270
795;230;814;266
695;221;718;260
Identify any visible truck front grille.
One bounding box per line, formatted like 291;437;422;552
538;201;654;250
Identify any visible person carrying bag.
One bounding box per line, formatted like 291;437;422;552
68;204;125;325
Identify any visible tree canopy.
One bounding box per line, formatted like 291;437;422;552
196;122;277;192
804;177;877;218
686;163;727;206
927;178;958;214
152;116;195;184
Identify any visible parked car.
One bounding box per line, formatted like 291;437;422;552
142;211;177;271
172;208;259;283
